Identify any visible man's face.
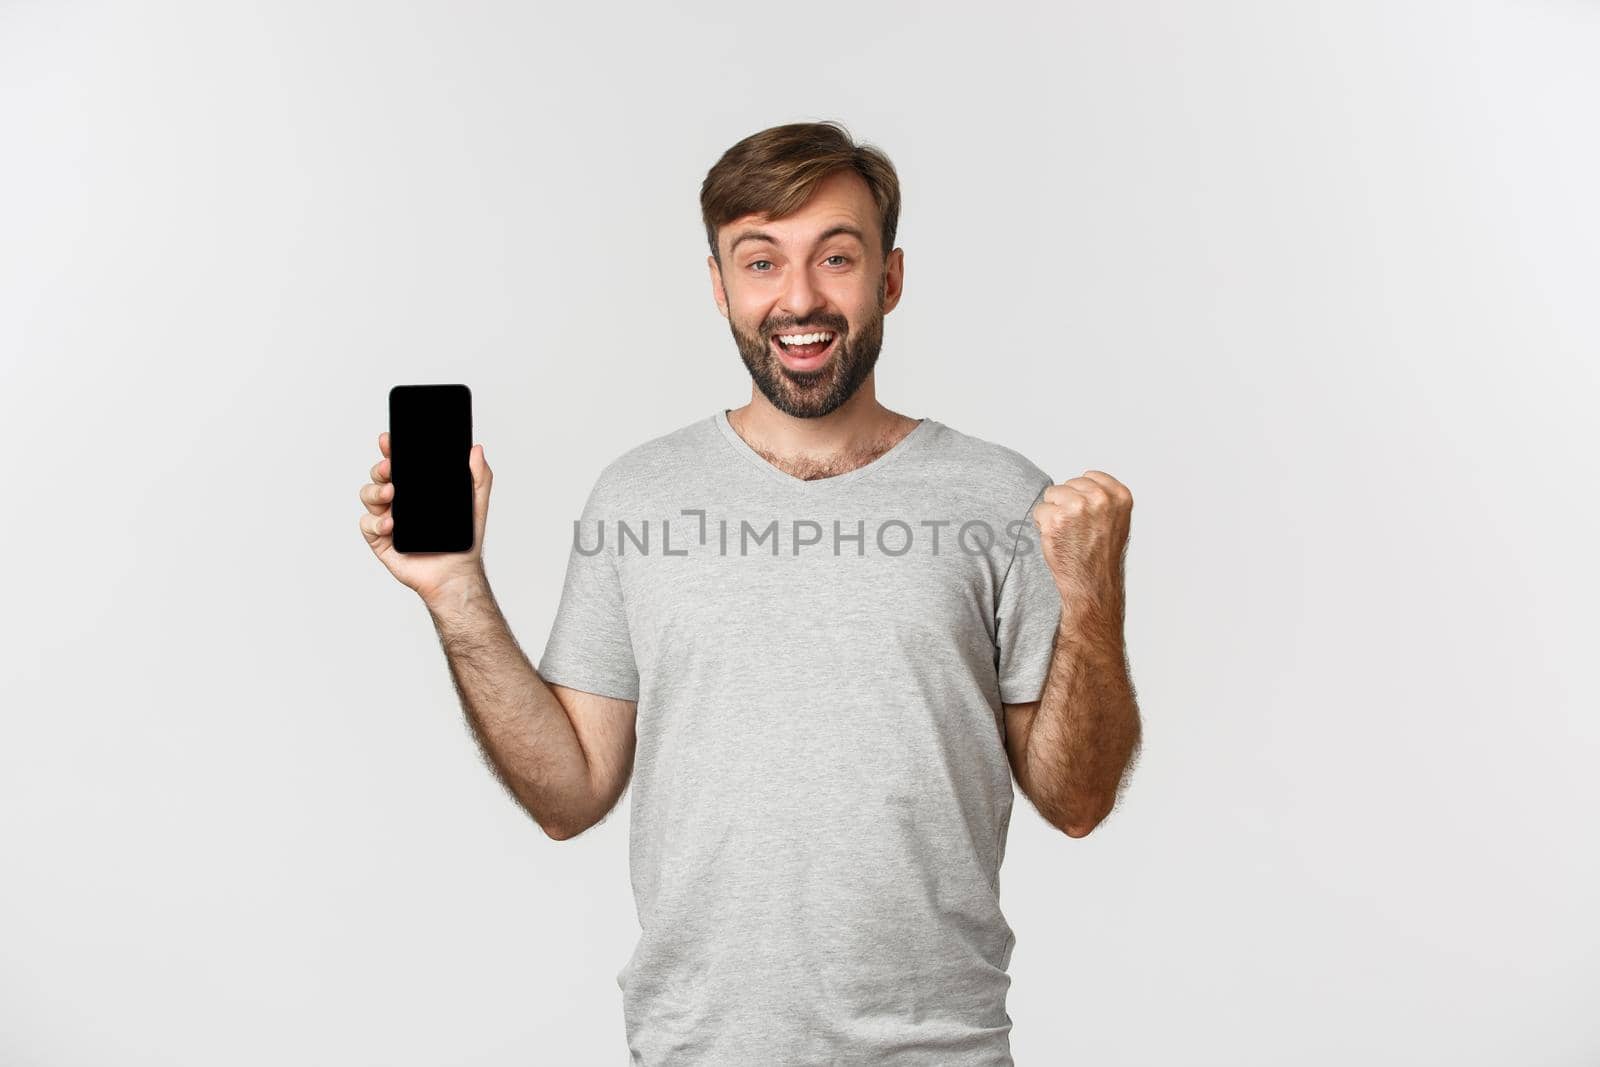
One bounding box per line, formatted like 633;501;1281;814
709;170;904;418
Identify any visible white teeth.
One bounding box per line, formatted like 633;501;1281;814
777;331;833;345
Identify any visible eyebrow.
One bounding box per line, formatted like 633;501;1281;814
728;224;868;256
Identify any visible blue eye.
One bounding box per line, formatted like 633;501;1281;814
750;260;773;272
825;255;849;266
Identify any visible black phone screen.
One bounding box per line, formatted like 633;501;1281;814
388;384;474;554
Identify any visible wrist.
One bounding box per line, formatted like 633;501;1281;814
1056;602;1124;650
422;569;490;615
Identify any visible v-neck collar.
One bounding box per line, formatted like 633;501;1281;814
712;408;935;491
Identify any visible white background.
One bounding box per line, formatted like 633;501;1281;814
2;2;1596;1064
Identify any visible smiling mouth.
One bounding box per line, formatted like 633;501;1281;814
770;330;839;369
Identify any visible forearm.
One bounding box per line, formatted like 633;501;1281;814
1025;616;1142;836
423;573;595;838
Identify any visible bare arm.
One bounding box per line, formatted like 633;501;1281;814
1005;469;1141;837
1003;620;1141;837
359;431;635;840
423;574;637;841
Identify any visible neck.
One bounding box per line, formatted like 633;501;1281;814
727;379;920;480
731;378;909;452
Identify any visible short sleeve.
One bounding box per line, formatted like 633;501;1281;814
536;470;640;701
995;479;1065;704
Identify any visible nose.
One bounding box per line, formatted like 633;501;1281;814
778;263;828;324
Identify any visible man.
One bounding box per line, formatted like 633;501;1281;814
358;120;1141;1065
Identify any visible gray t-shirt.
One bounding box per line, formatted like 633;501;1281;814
538;409;1063;1066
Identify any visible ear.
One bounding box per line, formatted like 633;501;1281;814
881;246;905;315
708;255;729;319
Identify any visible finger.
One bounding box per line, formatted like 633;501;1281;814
379;431;390;458
359;481;394;513
1047;480;1114;509
469;443;491;490
1078;470;1131;503
1065;478;1112;507
469;444;491;544
1041;483;1084;507
1032;499;1067;526
360;511;391;543
370;456;391;484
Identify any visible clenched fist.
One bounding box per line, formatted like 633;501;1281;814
1031;470;1133;629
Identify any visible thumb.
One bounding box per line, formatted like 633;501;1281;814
468;444;492;551
470;443;492;490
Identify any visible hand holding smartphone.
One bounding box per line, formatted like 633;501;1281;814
388;384;474;553
359;384;490;604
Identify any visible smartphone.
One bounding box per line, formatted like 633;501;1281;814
387;384;474;554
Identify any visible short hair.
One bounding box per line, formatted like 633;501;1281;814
700;120;901;267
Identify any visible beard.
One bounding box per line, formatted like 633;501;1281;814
728;275;886;419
